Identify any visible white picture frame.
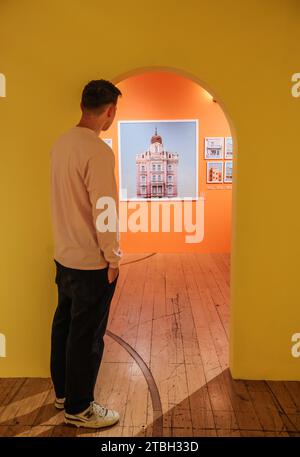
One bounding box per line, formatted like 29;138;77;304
224;161;233;183
118;119;199;201
204;137;224;159
206;161;223;183
225;136;233;159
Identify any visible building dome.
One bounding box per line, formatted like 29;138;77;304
151;127;162;144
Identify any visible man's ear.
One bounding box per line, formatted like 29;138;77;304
107;103;115;117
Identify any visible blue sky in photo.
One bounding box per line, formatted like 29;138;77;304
118;121;198;199
225;161;233;175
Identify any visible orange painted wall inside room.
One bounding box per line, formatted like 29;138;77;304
102;71;232;253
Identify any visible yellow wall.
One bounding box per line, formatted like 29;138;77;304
0;0;299;379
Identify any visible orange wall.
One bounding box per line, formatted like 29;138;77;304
102;71;232;253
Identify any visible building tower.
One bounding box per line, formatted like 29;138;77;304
136;128;179;198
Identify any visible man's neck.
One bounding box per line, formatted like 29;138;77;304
76;119;102;136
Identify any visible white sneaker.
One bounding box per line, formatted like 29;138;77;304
54;397;65;410
64;401;120;428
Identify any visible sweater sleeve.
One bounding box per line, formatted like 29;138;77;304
84;147;122;268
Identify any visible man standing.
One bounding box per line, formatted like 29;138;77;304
50;79;122;429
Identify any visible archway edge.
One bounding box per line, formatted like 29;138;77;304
111;65;238;150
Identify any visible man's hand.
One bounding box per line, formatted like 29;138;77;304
107;266;119;284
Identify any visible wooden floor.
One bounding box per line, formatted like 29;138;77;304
0;253;300;437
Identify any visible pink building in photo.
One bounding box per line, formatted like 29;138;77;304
209;166;222;182
136;128;179;198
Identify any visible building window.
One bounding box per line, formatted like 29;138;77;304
152;175;156;181
157;175;161;181
168;164;172;171
141;175;146;183
141;186;146;194
167;175;173;182
157;164;161;171
141;165;145;171
152;164;156;171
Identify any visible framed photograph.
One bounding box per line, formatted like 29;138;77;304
224;161;233;183
103;138;113;148
206;161;223;183
118;120;199;201
225;136;233;159
204;137;224;159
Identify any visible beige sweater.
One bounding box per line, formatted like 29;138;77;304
50;126;122;270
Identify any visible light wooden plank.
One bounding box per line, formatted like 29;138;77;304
181;253;223;382
123;363;149;428
131;254;154;373
105;258;148;363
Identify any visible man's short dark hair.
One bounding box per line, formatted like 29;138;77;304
81;79;122;111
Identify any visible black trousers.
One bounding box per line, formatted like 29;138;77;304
50;259;118;415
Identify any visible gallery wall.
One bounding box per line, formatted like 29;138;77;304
102;71;232;253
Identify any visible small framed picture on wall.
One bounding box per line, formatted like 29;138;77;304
204;137;224;159
103;138;113;148
225;136;233;159
207;161;223;183
224;161;233;183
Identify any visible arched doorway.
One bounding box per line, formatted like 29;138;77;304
96;67;238;435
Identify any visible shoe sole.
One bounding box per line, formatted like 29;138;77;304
54;402;65;410
64;417;119;429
